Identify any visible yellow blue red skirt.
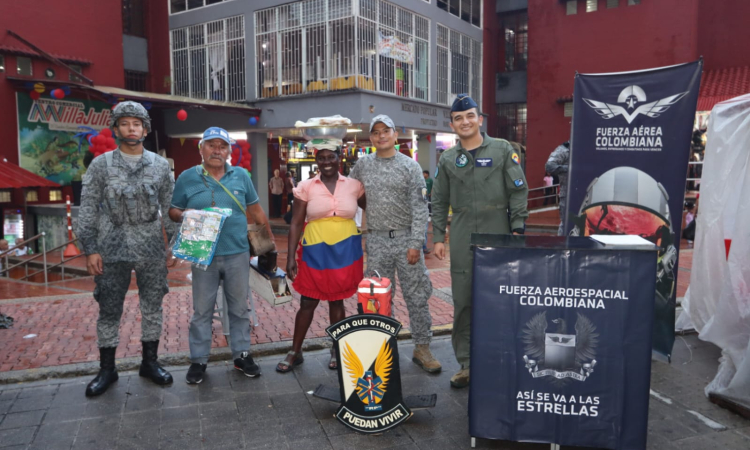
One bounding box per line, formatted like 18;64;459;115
293;217;363;301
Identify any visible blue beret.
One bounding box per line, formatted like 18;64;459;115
451;94;478;112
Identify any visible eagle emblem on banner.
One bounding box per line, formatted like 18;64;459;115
583;85;688;124
522;312;599;382
343;340;393;411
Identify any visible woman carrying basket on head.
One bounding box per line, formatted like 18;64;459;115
277;139;366;373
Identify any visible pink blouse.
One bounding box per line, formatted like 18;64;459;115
293;174;364;222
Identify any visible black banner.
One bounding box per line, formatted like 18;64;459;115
565;61;702;359
326;315;411;434
469;235;656;449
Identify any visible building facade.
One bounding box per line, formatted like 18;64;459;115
168;0;485;212
493;0;750;189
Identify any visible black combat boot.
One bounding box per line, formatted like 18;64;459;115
139;341;173;385
85;347;118;397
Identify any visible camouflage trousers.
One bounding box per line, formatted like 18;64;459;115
94;261;169;348
365;234;433;344
558;196;567;236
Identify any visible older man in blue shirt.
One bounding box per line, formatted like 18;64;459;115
170;127;275;384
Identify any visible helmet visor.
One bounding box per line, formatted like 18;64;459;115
582;204;670;248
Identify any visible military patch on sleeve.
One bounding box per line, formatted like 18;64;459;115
514;179;524;187
421;188;428;202
434;166;439;178
511;153;520;165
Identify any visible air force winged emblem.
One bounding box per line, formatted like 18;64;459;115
583;85;688;124
522;311;599;382
344;340;393;411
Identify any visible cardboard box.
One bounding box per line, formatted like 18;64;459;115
249;259;293;306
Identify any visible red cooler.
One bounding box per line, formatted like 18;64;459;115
357;274;392;316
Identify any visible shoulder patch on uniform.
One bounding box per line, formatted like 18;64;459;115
511;153;520;165
434;166;439;178
514;178;524;187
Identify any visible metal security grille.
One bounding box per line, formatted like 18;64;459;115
255;0;429;101
170;15;246;102
497;103;527;144
125;70;148;92
503;12;528;71
436;24;481;106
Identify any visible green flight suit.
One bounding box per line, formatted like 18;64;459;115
431;133;529;368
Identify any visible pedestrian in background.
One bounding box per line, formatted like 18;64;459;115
269;169;284;218
545;141;570;235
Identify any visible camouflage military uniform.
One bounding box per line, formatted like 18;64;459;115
431;133;529;368
77;149;176;348
545;143;570;235
349;152;433;345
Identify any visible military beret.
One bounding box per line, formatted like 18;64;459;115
451;93;478;112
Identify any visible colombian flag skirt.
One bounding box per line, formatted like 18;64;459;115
293;217;363;301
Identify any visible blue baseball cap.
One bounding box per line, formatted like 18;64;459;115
201;127;233;145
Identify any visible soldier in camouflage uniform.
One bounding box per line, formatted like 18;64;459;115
545;141;570;235
349;115;441;374
77;101;177;397
432;94;529;388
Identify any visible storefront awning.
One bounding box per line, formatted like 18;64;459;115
0;159;60;189
698;66;750;112
6;77;262;116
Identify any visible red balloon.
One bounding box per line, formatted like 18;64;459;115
29;91;41;100
99;128;112;137
177;109;188;121
106;137;116;148
52;89;65;99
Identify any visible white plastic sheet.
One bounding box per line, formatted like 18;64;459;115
676;94;750;400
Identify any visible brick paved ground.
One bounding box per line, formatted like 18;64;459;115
0;224;694;373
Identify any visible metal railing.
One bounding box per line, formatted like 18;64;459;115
1;234;84;285
528;183;560;209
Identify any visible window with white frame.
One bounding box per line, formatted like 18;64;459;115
170;0;233;15
171;15;246;102
255;0;430;101
586;0;598;12
436;24;481;106
0;191;10;203
437;0;481;27
26;190;39;202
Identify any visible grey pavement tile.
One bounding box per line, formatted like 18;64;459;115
122;409;161;429
242;421;287;447
77;415;121;437
8;393;54;413
199;400;239;418
50;383;90;407
123;394;162;413
647;418;700;442
0;390;20;401
116;426;160;450
0;410;45;429
160;425;202;443
159;437;205;450
0;401;12;415
645;434;679;450
237;397;278;422
33;420;82;442
200;416;242;434
0;426;37;447
197;387;238;405
124;377;166;399
735;426;750;439
83;400;125;419
403;410;451;442
28;438;76;450
279;416;327;441
161;404;201;425
319;416;359;438
19;385;58;398
43;404;87;423
198;429;244;449
287;435;334;450
415;437;466;450
328;429;414;450
162;388;201;408
269;391;314;418
71;434;118;450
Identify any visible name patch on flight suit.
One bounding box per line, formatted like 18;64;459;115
475;158;492;167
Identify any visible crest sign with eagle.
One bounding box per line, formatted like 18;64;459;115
522;311;599;382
